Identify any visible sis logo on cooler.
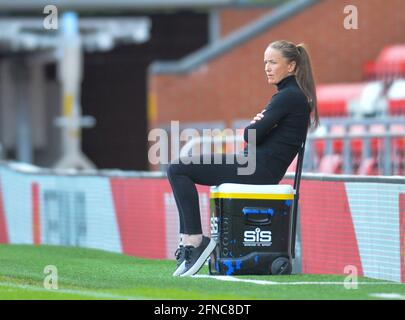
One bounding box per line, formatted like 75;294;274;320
243;228;272;247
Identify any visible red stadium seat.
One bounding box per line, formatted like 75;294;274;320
363;60;377;80
390;124;405;175
311;125;327;166
364;45;405;79
390;124;405;151
369;123;386;155
389;99;405;115
314;140;325;157
349;124;366;172
316;83;366;117
318;154;342;174
357;158;378;176
330;124;345;154
349;124;366;154
387;79;405;115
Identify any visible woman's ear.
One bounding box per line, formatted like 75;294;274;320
288;61;297;73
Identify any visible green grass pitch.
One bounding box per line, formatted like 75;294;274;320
0;244;404;300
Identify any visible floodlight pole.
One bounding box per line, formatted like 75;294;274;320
54;12;96;170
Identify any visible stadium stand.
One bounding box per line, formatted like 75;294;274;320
363;45;405;80
311;43;405;175
316;83;366;117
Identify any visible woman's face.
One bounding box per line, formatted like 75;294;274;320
264;47;296;85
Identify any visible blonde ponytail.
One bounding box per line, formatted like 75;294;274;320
296;44;319;128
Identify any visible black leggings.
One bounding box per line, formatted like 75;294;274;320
166;154;279;235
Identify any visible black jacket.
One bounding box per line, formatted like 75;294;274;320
243;75;310;182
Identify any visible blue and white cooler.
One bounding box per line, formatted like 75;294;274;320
208;183;296;276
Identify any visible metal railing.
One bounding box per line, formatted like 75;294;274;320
178;118;405;176
306;131;405;175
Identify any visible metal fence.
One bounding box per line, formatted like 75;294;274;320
177;116;405;176
306;117;405;175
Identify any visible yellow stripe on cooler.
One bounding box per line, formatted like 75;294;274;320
210;192;294;200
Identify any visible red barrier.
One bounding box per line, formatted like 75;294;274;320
299;180;363;275
110;177;211;259
400;194;405;283
110;178;169;259
32;183;41;245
